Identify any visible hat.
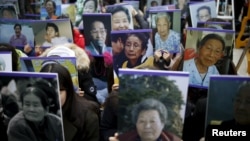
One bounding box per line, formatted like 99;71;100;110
47;46;75;57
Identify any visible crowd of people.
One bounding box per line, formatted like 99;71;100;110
0;0;249;141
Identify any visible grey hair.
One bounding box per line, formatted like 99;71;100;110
131;98;168;125
155;12;171;24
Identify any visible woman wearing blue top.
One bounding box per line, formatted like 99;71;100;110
183;33;225;87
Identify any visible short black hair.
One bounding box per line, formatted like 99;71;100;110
126;32;149;50
14;23;21;30
197;6;211;16
46;22;59;33
46;0;57;14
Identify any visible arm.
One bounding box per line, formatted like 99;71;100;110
134;12;149;29
132;8;149;29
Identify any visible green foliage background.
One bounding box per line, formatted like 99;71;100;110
118;74;185;137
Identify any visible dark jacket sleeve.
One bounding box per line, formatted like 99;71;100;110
78;70;98;103
84;110;100;141
100;94;118;141
134;13;149;29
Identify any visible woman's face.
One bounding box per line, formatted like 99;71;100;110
156;17;170;39
112;11;130;30
124;35;145;62
136;110;165;141
46;1;55;14
198;39;223;67
112;38;124;55
46;26;58;38
23;93;46;122
83;0;96;13
60;89;67;107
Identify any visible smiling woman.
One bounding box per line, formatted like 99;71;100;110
7;84;63;141
183;33;225;87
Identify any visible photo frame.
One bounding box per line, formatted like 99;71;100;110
117;69;189;140
0;71;65;141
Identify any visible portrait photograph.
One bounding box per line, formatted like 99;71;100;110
0;51;12;71
189;0;217;27
117;69;189;140
29;19;73;47
83;13;112;56
40;0;62;20
149;9;181;54
20;56;79;92
146;0;162;8
106;3;134;30
0;19;35;47
111;29;153;75
205;75;250;140
183;27;235;87
0;4;18;19
74;0;100;29
0;71;65;141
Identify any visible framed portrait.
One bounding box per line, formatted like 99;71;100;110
40;0;62;20
0;19;35;47
205;75;250;140
0;71;65;141
117;69;189;140
183;27;235;88
189;1;217;27
83;13;112;56
106;3;134;30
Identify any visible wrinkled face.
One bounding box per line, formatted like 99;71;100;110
124;35;145;63
60;89;67;107
14;26;21;36
233;86;250;125
83;0;96;13
197;39;223;67
156;17;170;39
136;110;165;141
90;21;107;47
112;38;124;55
23;93;46;122
3;10;13;19
46;1;55;14
46;26;58;38
198;9;210;22
112;11;130;30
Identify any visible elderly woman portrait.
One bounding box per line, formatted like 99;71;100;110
183;33;225;87
107;5;132;31
122;32;148;68
118;98;181;141
7;83;63;141
154;12;180;53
